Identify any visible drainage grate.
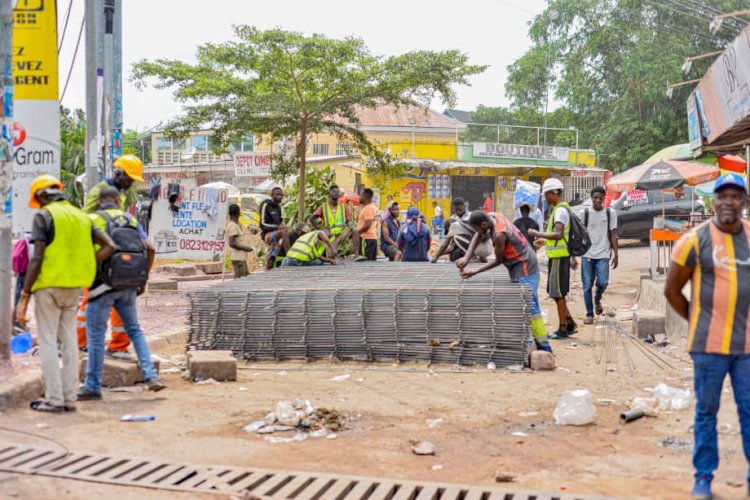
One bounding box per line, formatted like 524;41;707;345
0;442;612;499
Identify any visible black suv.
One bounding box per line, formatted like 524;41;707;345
611;187;704;240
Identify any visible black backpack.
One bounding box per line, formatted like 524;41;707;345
559;206;591;257
97;210;149;289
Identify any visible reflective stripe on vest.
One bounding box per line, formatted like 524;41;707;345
545;202;571;258
286;231;325;262
322;202;346;235
33;201;97;291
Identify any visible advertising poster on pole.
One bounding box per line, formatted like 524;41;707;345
12;0;60;233
149;186;229;261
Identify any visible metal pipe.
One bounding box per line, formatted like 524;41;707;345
620;409;645;423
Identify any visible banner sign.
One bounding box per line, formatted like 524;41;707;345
234;152;271;177
150;186;229;260
473;142;570;162
626;189;648;205
12;0;60;232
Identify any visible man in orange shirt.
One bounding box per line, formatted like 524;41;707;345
353;188;378;262
482;192;493;213
665;173;750;499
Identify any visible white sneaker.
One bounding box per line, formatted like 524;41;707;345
106;349;132;361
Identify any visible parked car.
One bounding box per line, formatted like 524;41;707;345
227;193;269;228
612;187;703;241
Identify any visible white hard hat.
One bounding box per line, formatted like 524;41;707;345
542;178;564;194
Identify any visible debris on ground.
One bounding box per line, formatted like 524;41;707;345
486;362;497;370
518;411;539;417
505;364;523;372
411;440;436;456
330;374;351;382
644;383;691;411
627;397;659;416
620;409;646;424
595;398;616;406
530;351;555;371
243;400;348;440
195;377;219;385
495;471;516;483
660;436;692;452
426;418;444;428
554;389;596;426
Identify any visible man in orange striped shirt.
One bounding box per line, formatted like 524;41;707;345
665;173;750;499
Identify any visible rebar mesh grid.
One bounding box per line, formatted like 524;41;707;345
188;262;534;366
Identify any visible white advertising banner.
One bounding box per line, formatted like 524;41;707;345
234;152;271;177
12;100;60;232
150;186;229;261
473;142;570;162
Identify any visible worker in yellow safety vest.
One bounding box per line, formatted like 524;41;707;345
77;154;145;359
18;175;115;413
282;224;338;267
309;185;352;247
528;178;579;339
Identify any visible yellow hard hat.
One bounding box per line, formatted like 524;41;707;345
29;174;63;209
113;154;144;182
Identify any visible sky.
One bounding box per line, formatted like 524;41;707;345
56;0;547;132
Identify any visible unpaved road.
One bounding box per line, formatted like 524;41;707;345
1;245;748;499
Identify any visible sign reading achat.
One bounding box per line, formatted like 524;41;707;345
234;153;271;177
473;143;570;162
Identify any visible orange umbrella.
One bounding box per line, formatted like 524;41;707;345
607;160;720;193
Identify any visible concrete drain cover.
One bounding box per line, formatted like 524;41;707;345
0;442;612;499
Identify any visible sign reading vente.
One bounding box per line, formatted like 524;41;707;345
234;153;271;177
473;143;570;162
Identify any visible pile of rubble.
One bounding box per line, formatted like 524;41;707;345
243;400;347;443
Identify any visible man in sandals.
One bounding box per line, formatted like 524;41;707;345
19;176;115;413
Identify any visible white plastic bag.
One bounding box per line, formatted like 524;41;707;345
648;383;692;411
554;389;596;425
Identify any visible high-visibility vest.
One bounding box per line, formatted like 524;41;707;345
33;201;97;291
83;180;130;214
545;202;571;258
322;202;346;235
286;231;326;262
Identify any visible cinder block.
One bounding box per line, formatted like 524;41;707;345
79;358;160;387
198;262;223;274
632;309;666;339
147;278;178;291
162;264;198;276
187;350;237;382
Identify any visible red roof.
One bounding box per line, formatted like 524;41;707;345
353;103;464;129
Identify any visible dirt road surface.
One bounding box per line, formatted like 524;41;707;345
1;244;748;499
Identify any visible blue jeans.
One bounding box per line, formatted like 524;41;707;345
517;270;541;316
691;353;750;480
84;289;157;392
581;257;609;316
281;257;324;267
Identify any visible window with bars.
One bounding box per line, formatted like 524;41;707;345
313;143;329;155
335;143;353;156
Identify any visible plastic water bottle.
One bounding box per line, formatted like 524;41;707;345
11;333;32;354
120;414;156;422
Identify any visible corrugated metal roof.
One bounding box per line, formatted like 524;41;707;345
353;103;466;129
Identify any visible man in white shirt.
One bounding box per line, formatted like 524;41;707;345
581;186;619;324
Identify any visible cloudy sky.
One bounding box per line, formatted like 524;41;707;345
57;0;546;131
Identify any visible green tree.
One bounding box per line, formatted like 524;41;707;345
506;0;746;171
132;26;485;219
123;129;153;164
59;106;86;206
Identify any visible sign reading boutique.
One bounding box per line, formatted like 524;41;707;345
473;143;570;162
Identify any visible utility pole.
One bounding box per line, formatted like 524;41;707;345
0;0;12;362
103;0;113;177
85;0;104;192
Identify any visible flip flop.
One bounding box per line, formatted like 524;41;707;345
30;401;64;413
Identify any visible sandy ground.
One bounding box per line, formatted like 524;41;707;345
1;244;749;499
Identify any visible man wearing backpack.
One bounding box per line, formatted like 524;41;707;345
78;186;166;400
77;154;145;359
581;186;619;324
528;178;579;338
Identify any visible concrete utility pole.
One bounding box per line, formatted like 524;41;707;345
0;0;13;361
85;0;104;191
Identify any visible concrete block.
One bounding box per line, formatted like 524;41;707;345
198;262;223;274
0;371;44;412
161;264;197;276
79;358;160;387
147;278;178;291
530;350;556;371
187;350;237;382
636;276;689;340
632;309;666;339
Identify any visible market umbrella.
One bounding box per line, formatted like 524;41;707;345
644;144;694;162
607;160;720;192
695;181;716;197
717;154;746;173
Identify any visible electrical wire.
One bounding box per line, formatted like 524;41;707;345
60;16;85;104
0;426;70;454
57;0;74;54
671;0;746;30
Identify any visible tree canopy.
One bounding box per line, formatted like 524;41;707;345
132;26;485;219
505;0;746;171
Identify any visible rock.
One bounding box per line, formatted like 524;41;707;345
79;358;161;387
187;350;237;382
495;471;516;483
147;278;178;291
530;351;556;371
411;441;436;456
632;309;666;339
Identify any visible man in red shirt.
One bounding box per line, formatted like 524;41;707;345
482;192;493;213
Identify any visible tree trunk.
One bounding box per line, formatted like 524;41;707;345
297;119;307;222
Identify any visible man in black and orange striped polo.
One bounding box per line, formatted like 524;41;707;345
665;172;750;499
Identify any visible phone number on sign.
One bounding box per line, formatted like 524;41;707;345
179;239;225;252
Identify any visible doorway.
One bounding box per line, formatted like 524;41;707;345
451;176;496;213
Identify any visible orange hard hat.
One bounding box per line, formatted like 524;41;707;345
29;174;63;209
113;154;144;182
